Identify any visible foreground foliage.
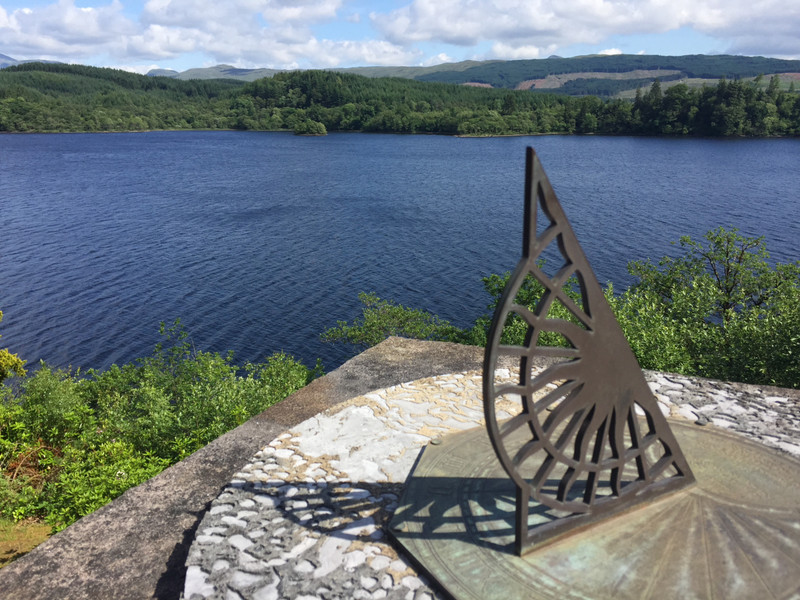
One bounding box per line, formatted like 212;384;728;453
324;228;800;389
0;322;318;531
610;228;800;387
0;311;26;385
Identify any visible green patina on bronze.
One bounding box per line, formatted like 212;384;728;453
389;421;800;599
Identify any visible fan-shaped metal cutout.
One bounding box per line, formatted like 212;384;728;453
483;148;695;555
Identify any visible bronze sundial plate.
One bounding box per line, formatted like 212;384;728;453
388;421;800;600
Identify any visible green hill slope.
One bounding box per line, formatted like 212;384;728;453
145;54;800;97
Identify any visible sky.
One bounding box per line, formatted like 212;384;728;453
1;0;799;74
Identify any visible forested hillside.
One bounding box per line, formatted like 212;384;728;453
1;62;798;136
415;54;800;89
0;63;240;131
143;54;800;97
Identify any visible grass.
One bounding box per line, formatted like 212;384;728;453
0;517;51;568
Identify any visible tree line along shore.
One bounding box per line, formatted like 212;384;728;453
1;62;799;136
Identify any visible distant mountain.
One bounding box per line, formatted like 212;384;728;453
1;53;19;68
414;54;800;90
147;59;502;82
148;64;281;81
146;68;180;78
7;52;800;97
147;54;800;97
1;53;63;69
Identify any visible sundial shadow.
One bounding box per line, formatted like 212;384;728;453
390;473;594;556
240;478;408;545
238;470;570;554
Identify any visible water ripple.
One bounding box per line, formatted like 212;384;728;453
1;132;798;372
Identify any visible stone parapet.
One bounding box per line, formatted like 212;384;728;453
0;337;796;599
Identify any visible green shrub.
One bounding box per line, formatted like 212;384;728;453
617;227;800;387
321;292;471;349
0;309;26;384
41;439;168;530
18;365;94;445
324;228;800;388
0;320;317;530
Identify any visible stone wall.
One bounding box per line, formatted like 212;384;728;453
0;337;796;599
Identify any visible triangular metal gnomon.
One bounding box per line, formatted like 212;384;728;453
483;147;695;556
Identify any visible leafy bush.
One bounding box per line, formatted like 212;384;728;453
324;228;800;388
0;310;26;384
321;292;475;349
40;440;168;529
613;227;800;387
0;321;318;530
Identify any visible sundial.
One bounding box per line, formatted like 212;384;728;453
389;148;800;599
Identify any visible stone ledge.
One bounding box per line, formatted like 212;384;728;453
0;336;797;599
0;338;486;600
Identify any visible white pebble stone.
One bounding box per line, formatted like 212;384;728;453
221;516;248;528
196;535;224;544
184;565;215;598
369;556;392;570
228;534;254;551
212;559;230;571
390;559;407;571
360;576;378;590
230;570;263;588
294;559;315;574
401;576;423;591
274;448;295;467
342;550;367;570
253;496;278;508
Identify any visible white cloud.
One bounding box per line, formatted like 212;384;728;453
0;0;135;59
491;43;544;60
117;62;164;74
261;0;343;24
127;23;204;59
599;48;623;55
421;52;453;66
142;0;263;29
371;0;800;62
1;0;798;70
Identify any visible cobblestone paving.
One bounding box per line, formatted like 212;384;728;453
184;370;799;599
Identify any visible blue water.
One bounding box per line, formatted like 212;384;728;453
1;132;798;372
